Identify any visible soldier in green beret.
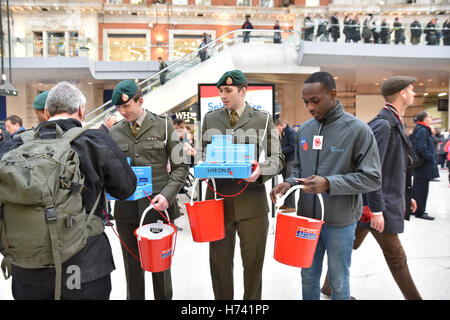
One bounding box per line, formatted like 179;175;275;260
110;80;189;300
202;70;284;299
33;91;50;123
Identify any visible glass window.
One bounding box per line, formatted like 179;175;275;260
108;33;147;61
172;0;188;4
196;0;211;4
130;0;145;3
107;0;123;4
172;34;203;60
260;0;273;7
48;32;65;57
33;32;43;57
237;0;251;6
305;0;320;6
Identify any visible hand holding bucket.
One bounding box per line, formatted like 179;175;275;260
134;204;177;273
274;184;325;269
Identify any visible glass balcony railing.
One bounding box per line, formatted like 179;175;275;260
2;24;448;61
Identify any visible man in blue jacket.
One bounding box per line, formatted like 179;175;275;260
270;72;381;300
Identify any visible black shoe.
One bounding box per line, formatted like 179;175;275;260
416;213;435;220
175;225;183;231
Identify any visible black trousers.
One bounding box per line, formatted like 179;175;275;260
12;274;111;300
412;177;430;215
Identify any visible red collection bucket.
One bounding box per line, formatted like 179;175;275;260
184;178;225;242
134;205;176;273
274;185;325;268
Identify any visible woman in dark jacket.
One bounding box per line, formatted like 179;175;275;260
411;111;439;220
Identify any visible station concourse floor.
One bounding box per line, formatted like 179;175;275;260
0;169;449;301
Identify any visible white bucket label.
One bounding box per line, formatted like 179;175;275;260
296;227;319;240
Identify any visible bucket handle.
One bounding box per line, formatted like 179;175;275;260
190;178;217;206
137;204;170;241
275;185;325;222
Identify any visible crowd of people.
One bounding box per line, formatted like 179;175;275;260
302;14;450;46
0;69;447;301
239;15;449;46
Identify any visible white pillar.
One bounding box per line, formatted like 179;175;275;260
65;31;70;57
43;31;48;57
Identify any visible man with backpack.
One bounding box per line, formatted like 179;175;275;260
0;81;137;300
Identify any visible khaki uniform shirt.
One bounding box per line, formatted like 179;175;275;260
111;110;189;223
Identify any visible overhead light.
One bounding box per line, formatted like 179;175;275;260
427;79;432;82
438;92;448;97
419;82;424;86
334;77;338;80
423;93;429;96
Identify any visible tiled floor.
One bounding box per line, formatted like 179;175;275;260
1;169;448;300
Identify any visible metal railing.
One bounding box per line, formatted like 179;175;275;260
82;28;298;128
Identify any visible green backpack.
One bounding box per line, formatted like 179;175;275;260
0;123;104;300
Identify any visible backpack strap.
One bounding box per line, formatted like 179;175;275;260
62;126;88;143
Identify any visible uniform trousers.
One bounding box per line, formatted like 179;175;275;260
116;221;172;300
209;214;269;300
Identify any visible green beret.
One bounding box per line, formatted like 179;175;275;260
33;91;49;110
381;76;417;96
216;70;247;88
112;80;139;106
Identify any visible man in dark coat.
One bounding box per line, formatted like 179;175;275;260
321;76;423;300
276;118;297;211
411;111;439;220
330;14;340;42
242;16;254;43
0;81;137;299
409;18;422;45
425;18;439;45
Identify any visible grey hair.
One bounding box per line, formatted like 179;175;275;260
46;81;86;116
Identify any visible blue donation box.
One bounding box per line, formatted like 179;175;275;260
194;135;255;179
107;166;152;201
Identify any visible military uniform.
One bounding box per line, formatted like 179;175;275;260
201;70;284;299
110;80;189;300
